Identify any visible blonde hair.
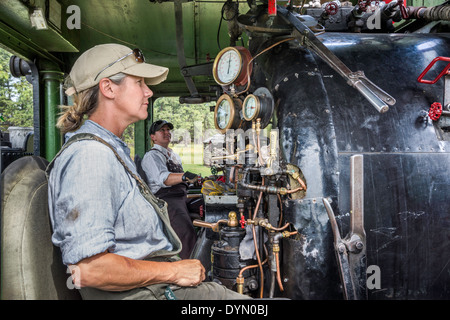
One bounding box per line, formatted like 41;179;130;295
57;73;127;134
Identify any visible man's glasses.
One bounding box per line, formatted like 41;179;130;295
94;48;145;81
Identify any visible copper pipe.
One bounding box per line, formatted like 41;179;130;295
296;177;307;190
285;177;307;194
236;37;295;96
252;188;264;298
270;222;290;232
236;257;268;294
238;257;268;278
275;251;284;292
241;168;305;195
272;231;298;293
253;223;264;297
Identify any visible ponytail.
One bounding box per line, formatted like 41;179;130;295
56;73;127;134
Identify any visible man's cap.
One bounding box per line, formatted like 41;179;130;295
65;43;169;96
149;120;174;135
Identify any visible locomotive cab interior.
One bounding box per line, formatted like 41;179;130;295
1;0;450;301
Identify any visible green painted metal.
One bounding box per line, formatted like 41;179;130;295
42;69;64;160
408;0;444;7
0;0;78;61
57;0;247;97
134;100;154;159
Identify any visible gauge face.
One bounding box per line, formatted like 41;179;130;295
216;98;232;130
243;94;260;121
213;47;253;87
214;48;242;85
214;94;242;133
242;87;274;129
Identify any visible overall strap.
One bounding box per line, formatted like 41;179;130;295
45;132;182;258
47;133;146;188
150;147;168;160
151;147;184;174
47;133;157;204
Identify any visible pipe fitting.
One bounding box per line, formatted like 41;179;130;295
236;275;245;294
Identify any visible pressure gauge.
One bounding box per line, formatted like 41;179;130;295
212;46;253;86
242;87;274;128
242;94;260;121
214;94;242;133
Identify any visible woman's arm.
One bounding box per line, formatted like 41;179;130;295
71;252;205;291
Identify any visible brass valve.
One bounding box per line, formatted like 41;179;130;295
193;211;239;232
227;211;238;227
246;217;276;230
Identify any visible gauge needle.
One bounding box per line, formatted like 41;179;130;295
227;53;231;74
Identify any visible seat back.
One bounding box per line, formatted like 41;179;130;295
134;154;149;185
1;156;81;299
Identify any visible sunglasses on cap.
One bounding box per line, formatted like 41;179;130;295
94;48;145;81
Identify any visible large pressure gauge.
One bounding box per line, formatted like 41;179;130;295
212;46;253;86
214;94;242;133
242;87;274;128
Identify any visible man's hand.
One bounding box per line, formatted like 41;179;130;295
182;171;198;184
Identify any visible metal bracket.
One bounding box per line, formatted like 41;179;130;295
445;74;450;109
277;6;396;113
323;155;367;300
174;0;200;100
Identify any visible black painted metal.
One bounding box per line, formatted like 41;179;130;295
250;32;450;299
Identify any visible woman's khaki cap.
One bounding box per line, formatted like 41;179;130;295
65;43;169;96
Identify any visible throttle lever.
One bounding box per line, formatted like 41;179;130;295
277;5;396;114
323;154;367;300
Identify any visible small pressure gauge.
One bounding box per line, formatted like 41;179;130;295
243;94;260;121
242;87;274;128
214;94;242;133
212;46;253;86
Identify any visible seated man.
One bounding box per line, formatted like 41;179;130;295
141;120;202;259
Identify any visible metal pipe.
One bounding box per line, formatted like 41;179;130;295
275;251;284;292
192;219;228;232
240;167;305;195
252;190;264;298
42;70;64;160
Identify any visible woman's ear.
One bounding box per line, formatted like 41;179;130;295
98;78;115;99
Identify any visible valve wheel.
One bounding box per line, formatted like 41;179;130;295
358;0;368;11
325;2;339;15
429;102;443;121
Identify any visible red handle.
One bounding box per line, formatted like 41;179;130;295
268;0;277;16
417;56;450;85
240;215;246;229
429;102;443;121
